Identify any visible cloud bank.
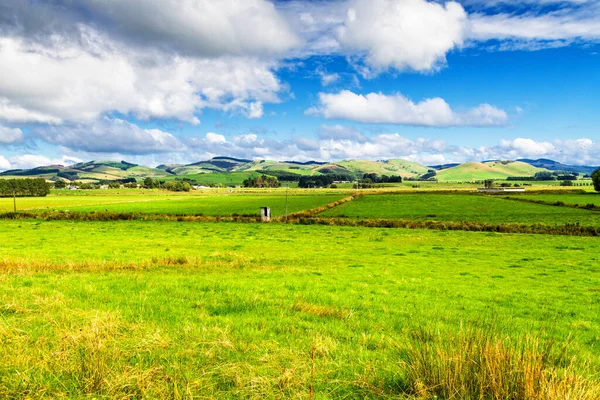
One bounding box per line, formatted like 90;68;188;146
307;91;508;127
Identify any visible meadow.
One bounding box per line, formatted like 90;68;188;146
320;192;600;227
0;191;347;217
2;189;600;398
506;192;600;207
1;220;600;398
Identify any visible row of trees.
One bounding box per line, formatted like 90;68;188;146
242;175;281;188
298;174;351;188
361;173;402;183
0;178;50;197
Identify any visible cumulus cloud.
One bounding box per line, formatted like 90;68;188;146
0;1;291;126
6;154;82;170
1;0;299;58
307;91;508;127
0;155;10;170
0;36;284;124
338;0;468;73
0;125;24;144
37;118;186;154
79;0;300;57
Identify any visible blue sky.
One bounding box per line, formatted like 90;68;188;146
0;0;599;169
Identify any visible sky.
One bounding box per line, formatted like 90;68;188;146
0;0;599;170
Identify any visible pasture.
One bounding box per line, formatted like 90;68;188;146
0;190;347;217
1;188;600;398
320;192;600;226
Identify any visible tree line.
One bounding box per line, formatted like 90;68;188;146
0;178;50;197
243;175;281;188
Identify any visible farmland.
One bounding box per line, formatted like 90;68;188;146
1;188;600;398
0;190;346;217
506;192;600;207
320;192;600;226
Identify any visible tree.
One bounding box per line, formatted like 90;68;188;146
165;181;191;192
534;171;554;181
0;178;50;197
53;180;66;189
143;177;154;189
592;168;600;192
243;175;280;188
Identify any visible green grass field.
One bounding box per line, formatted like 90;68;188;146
2;189;600;398
1;220;599;398
320;193;600;226
434;161;545;182
506;193;600;207
1;191;347;217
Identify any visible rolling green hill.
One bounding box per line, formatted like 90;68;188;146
336;159;429;178
0;157;567;185
435;161;547;182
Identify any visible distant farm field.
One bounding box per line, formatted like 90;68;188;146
506;192;600;207
1;191;347;217
1;220;599;398
320;193;600;226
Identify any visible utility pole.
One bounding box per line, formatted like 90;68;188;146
285;185;289;223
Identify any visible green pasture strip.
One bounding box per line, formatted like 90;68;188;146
505;193;600;207
43;194;346;217
1;191;348;216
0;220;599;398
320;193;600;226
0;193;179;212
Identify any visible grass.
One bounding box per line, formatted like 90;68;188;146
320;193;600;226
0;191;347;217
435;161;545;182
1;220;600;397
507;193;600;207
47;193;345;217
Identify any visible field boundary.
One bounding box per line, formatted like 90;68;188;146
1;210;598;236
285;216;599;236
280;194;359;220
501;195;600;211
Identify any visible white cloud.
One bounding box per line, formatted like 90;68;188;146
0;156;10;170
307;90;508;127
316;67;341;86
1;0;299;58
468;4;600;50
338;0;468;73
7;154;82;170
79;0;300;57
318;124;367;142
206;132;227;144
37;117;186;154
0;99;62;124
0;125;24;144
0;36;285;125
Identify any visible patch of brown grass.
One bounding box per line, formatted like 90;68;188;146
400;325;600;399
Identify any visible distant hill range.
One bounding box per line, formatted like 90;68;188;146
518;158;599;175
0;157;597;184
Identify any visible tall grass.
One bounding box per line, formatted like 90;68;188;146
400;324;600;399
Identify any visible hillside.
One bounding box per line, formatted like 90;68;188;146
520;158;599;175
3;157;591;184
435;161;547;182
0;160;171;182
335;159;429;178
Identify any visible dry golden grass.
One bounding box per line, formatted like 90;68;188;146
401;325;600;399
